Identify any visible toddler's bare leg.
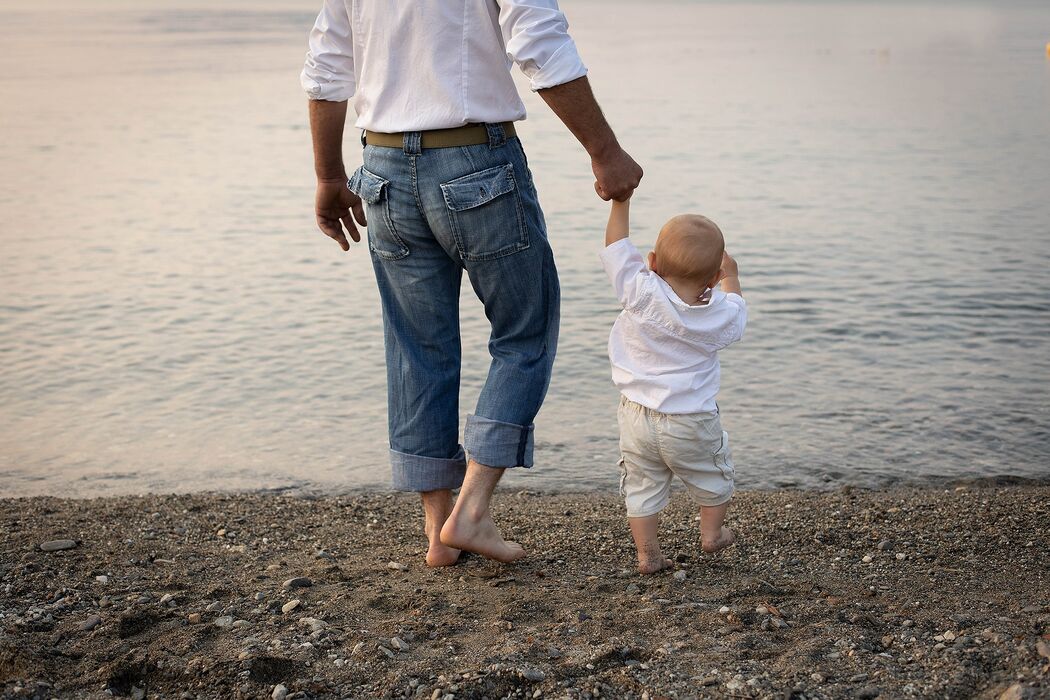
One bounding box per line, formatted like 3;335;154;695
629;514;672;574
699;501;736;553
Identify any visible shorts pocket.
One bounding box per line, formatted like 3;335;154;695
713;430;735;480
440;164;530;261
347;166;409;261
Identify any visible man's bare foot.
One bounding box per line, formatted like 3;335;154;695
425;529;461;568
701;526;736;554
421;490;461;568
638;555;672;575
440;511;525;563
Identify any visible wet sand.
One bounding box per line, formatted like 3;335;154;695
1;485;1048;699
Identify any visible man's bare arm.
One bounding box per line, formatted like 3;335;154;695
309;99;366;251
538;76;642;201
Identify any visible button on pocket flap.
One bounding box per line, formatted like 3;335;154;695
440;164;516;212
347;166;389;204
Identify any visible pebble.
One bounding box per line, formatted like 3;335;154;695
391;636;410;651
300;618;326;633
214;616;234;628
271;684;288;700
80;615;101;631
379;645;396;658
232;620;251;629
719;606;731;614
673;570;687;582
547;647;563;659
388;561;409;571
756;606;769;615
521;668;545;682
858;687;881;699
187;613;202;624
431;690;442;700
206;601;222;612
281;600;301;614
625;583;640;595
351;642;364;656
39;539;77;552
282;577;313;590
895;553;906;560
255;592;266;602
862;555;873;563
159;594;174;605
877;540;891;550
943;630;956;641
95;575;109;584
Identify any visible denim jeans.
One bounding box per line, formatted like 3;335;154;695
348;123;560;492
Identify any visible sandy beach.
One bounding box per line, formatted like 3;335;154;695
1;485;1048;699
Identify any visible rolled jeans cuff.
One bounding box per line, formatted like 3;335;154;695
390;447;467;492
464;414;534;468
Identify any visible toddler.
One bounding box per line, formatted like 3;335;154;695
600;198;747;574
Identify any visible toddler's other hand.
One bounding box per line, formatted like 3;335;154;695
721;251;739;279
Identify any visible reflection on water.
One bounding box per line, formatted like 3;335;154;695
1;1;1048;496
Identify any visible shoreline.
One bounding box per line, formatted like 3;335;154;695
1;485;1048;699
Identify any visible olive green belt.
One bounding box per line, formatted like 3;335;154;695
364;122;516;149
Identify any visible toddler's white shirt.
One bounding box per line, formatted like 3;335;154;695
600;238;747;414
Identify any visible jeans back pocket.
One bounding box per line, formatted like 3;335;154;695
440;164;530;261
348;166;409;261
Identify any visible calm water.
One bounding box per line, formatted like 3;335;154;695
2;1;1049;497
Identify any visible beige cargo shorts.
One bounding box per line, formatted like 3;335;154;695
617;396;735;518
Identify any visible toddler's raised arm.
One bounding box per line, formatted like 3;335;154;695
605;199;630;247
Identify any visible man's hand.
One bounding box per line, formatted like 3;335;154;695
315;178;367;251
592;144;643;202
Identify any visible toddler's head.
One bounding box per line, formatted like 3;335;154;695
648;214;725;302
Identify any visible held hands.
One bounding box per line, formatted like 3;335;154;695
592;143;643;202
315;178;367;251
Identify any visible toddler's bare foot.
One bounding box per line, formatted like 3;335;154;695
637;555;673;575
701;526;736;554
440;511;525;563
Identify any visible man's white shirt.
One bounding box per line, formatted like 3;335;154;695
301;0;588;132
600;238;748;414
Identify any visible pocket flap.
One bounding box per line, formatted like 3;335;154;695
440;164;516;212
348;166;388;204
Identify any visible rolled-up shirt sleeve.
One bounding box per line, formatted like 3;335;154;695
497;0;588;91
300;0;356;101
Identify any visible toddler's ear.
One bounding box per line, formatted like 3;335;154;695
647;251;658;273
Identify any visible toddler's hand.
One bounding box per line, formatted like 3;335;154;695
721;251;739;279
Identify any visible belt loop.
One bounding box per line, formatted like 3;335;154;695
485;122;506;149
403;131;422;155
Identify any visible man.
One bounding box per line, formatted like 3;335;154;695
302;0;642;565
